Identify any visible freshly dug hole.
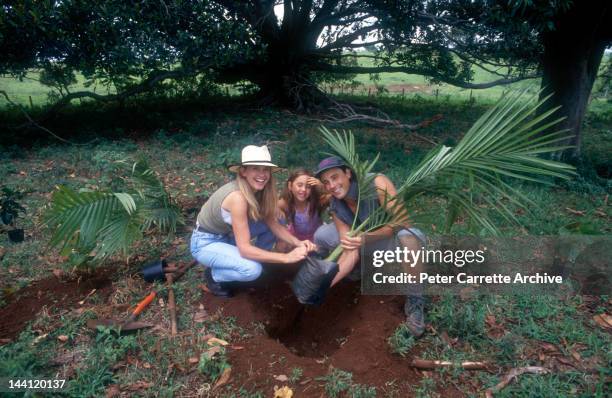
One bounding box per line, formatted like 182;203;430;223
264;280;361;357
203;266;423;395
218;267;362;357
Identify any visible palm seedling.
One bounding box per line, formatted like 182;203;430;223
1;186;27;242
46;159;183;265
320;88;576;262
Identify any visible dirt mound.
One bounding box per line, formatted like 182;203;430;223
203;266;423;395
0;269;113;342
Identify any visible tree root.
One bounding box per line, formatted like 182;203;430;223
292;85;444;132
410;358;490;370
484;366;550;397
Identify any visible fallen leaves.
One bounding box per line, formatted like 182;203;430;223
485;314;506;339
193;304;209;323
592;313;612;330
31;333;48;346
105;384;120;398
213;367;232;390
537;342;560;361
439;331;458;347
207;337;228;346
273;385;294;398
565;207;585;216
124;381;154;391
202;345;222;360
594;209;608;218
274;374;289;382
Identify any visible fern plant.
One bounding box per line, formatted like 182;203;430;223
46;159;183;264
320;88;576;261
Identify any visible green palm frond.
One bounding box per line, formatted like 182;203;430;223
320;88;576;261
139;197;182;234
319;126;380;228
94;212;143;260
46;159;183;264
129;158;167;198
400;89;574;190
47;186;123;250
319;126;380;193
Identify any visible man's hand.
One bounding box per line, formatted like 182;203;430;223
340;234;362;250
299;239;317;253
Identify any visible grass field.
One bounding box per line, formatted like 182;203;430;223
0;89;610;396
2;54;601;108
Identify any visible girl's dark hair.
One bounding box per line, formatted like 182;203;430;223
280;168;325;225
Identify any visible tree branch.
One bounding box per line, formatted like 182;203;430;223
0;90;88;145
313;63;540;89
315;7;368;27
318;24;381;51
10;70;190;127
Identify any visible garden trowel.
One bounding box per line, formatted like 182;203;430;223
87;291;156;332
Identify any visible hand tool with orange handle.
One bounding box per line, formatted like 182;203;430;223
87;291;156;332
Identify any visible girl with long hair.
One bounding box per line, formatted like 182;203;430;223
278;168;329;242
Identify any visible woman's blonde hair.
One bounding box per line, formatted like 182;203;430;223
236;167;278;221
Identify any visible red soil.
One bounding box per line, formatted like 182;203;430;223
0;269;113;342
203;266;425;396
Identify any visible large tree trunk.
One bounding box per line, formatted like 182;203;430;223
257;70;327;111
254;38;327;110
538;3;611;163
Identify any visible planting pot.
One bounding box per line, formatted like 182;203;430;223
291;255;339;306
141;259;169;282
7;228;24;243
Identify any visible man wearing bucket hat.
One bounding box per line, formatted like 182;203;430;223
191;145;317;297
312;156;427;337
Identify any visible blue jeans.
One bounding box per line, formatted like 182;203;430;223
190;220;276;283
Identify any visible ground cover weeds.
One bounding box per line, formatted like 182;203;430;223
198;345;230;382
394;291;611;395
66;327;138;396
388;323;417;356
319;368;377;398
0;327;55;380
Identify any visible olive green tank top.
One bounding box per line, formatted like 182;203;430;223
196;181;239;235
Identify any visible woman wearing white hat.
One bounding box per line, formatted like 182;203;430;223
190;145;317;297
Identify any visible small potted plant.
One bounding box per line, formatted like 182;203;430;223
1;187;26;243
